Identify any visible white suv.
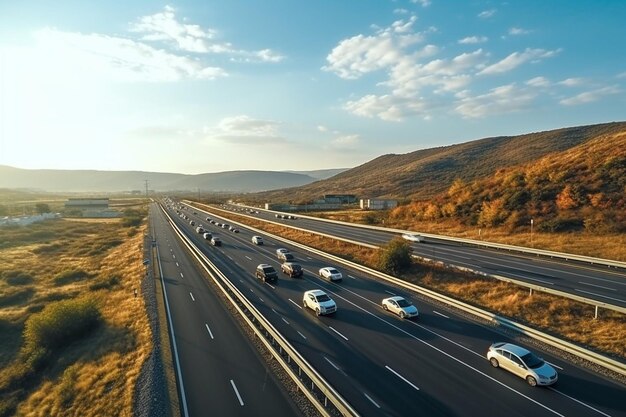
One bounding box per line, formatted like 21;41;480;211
303;289;337;316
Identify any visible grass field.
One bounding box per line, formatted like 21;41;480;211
202;204;626;360
0;209;150;416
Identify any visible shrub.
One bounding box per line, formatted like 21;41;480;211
1;271;35;285
22;298;101;355
377;238;413;275
89;275;121;291
53;269;90;286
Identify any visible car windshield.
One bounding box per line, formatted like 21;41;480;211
292;265;301;271
316;294;331;302
263;267;275;273
520;352;544;369
328;269;338;274
396;299;411;307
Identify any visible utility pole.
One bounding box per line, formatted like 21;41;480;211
144;179;149;197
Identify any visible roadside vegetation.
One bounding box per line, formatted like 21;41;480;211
200;204;626;360
0;204;150;417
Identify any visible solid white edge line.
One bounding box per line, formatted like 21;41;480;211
385;365;420;391
574;289;626;303
321;285;564;416
328;326;349;341
230;379;244;406
432;310;450;319
189;292;195;301
205;323;214;340
289;298;303;309
155;240;190;417
363;392;381;409
578;281;617;291
548;387;612;417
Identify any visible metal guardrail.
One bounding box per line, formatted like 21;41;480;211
232;202;626;270
188;202;626;378
187;201;626;316
160;204;359;417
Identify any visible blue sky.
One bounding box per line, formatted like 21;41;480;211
1;1;624;174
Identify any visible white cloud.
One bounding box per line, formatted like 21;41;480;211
330;134;361;149
216;115;279;136
344;94;427;122
526;76;550;87
317;125;328;132
411;0;432;7
478;9;496;19
455;83;537;118
394;8;409;15
508;27;532;36
558;77;584;86
131;6;284;63
458;36;488;44
130;5;216;53
478;48;560;75
33;28;227;82
617;72;626;79
559;86;621;106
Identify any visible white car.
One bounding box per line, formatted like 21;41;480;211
402;233;424;243
319;267;342;282
251;235;264;245
276;248;289;256
487;342;558;386
303;289;337;316
382;296;419;319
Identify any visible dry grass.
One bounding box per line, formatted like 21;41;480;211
315;210;626;261
0;216;151;417
201;204;626;359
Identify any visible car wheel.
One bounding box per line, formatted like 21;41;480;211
315;308;321;316
526;376;537;387
399;311;406;319
383;304;388;311
489;358;499;368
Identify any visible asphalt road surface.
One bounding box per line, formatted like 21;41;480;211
150;203;303;417
166;201;626;417
218;203;626;310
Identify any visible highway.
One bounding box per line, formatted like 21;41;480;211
167;201;626;417
216;203;626;310
149;203;303;417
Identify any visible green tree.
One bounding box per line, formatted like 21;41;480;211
35;203;51;214
377;237;413;275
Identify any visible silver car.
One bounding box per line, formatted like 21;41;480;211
487;342;558;386
382;296;419;319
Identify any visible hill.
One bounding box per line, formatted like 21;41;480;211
389;127;626;232
254;122;626;203
0;166;336;193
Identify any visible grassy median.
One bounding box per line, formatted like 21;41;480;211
0;211;151;417
197;203;626;360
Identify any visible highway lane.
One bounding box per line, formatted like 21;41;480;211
214;203;626;309
170;202;626;417
150;204;303;417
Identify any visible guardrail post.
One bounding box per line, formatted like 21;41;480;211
595;305;599;319
529;288;533;296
